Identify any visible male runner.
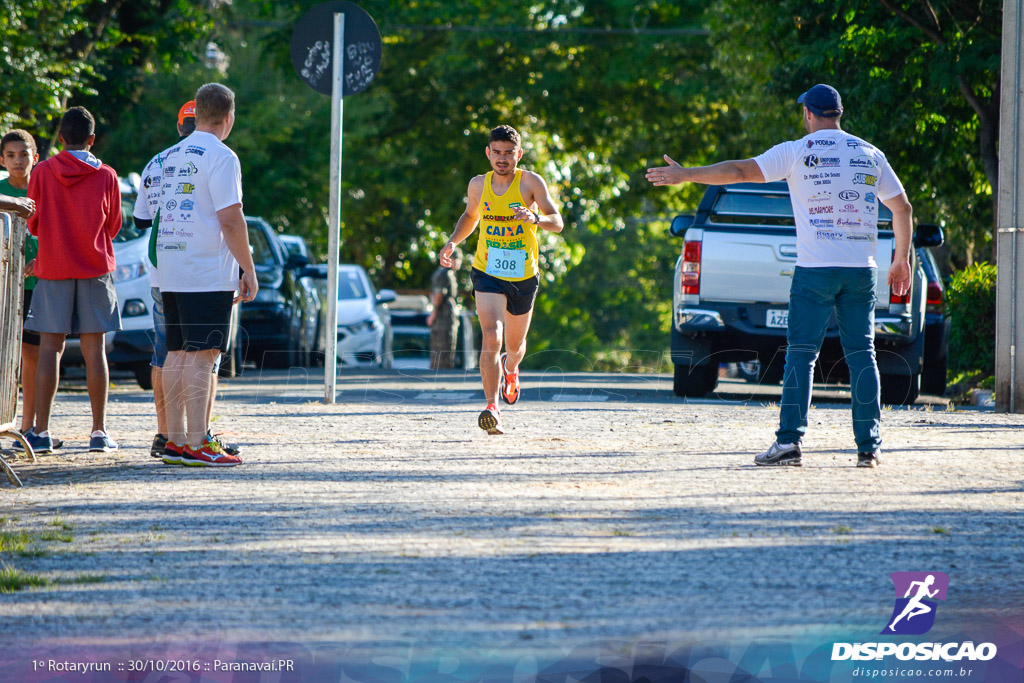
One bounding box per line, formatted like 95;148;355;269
439;125;563;434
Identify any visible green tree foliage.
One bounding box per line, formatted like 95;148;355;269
707;0;1001;267
0;0;212;155
946;262;996;374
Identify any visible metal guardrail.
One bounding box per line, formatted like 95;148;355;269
1;211;36;487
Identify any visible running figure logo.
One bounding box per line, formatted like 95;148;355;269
882;571;949;635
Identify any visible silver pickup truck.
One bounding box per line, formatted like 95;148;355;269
668;181;943;405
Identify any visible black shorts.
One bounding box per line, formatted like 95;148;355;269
22;288;39;346
471;268;539;316
163;290;234;353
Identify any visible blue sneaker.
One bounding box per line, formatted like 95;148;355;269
13;428;64;451
89;431;118;453
12;427;34;450
25;430;54;455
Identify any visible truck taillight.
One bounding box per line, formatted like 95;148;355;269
681;241;701;295
926;280;944;313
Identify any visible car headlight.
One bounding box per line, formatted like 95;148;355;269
122;299;148;317
112;261;147;283
341;318;381;335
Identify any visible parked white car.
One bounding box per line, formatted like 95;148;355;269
335;265;396;368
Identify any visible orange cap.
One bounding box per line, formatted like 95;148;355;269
178;100;196;126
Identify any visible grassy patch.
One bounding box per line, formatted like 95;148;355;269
49;515;74;532
0;531;33;553
59;574;106;585
39;531;73;543
0;565;49;593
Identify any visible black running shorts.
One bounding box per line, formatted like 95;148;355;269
471;268;539;316
162;290;234;353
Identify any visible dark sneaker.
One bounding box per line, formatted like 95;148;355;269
499;353;520;405
12;427;34;450
89;431;118;453
25;430;54;455
477;403;503;435
754;441;802;467
206;431;241;456
857;450;881;468
14;428;63;451
183;437;242;467
150;433;168;458
162;441;186;465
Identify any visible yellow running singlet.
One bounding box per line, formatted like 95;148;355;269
471;170;539;281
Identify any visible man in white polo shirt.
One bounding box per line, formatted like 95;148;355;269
647;84;913;468
154;83;258;467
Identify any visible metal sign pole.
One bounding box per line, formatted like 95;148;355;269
324;11;345;403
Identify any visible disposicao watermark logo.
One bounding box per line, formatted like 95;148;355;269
831;572;998;663
883;571;948;635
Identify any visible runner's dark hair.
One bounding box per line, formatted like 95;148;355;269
488;125;520;147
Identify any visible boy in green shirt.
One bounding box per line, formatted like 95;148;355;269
0;129;59;448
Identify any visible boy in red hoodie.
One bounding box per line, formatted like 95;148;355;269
25;106;122;454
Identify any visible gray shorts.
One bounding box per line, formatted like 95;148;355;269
25;274;121;335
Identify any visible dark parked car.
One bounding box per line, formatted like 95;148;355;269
918;245;950;395
240;217;320;368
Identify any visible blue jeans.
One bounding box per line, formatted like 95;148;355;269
777;266;882;452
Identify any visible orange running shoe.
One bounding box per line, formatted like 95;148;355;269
477;403;503;435
500;353;520;405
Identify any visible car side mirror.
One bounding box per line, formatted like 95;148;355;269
285;251;309;269
377;289;397;304
914;223;943;248
670;215;695;237
299;265;322;279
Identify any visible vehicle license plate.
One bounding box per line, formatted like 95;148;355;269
766;309;789;329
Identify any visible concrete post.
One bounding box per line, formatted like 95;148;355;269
996;0;1024;411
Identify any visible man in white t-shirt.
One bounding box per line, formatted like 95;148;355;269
647;84;913;468
154;83;258;467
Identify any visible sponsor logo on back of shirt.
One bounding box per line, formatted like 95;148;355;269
809;206;833;215
865;192;876;203
163;166;176;177
178;162;198;176
837;217;863;227
186;146;206;157
838;190;860;201
810;218;834;228
807;138;838;149
808;191;832;203
176;183;196;195
850;155;876;168
854;173;877;186
180;200;195;210
165;200;177;211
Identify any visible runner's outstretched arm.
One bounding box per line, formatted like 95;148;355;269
440;176;484;268
646;156;765;186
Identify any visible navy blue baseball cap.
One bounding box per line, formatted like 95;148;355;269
798;84;843;117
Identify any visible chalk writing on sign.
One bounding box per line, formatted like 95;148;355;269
301;41;331;86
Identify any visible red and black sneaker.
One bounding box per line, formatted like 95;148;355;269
477;403;503;435
161;441;186;465
182;437;243;467
499;353;520;405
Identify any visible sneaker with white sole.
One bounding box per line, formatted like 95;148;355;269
754;441;802;467
477;404;503;435
89;431;118;453
25;430;54;455
857;450;881;468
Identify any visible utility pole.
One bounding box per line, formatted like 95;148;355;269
995;0;1024;412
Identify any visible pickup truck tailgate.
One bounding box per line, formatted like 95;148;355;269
700;230;797;304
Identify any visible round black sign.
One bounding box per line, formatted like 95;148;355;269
290;1;382;96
